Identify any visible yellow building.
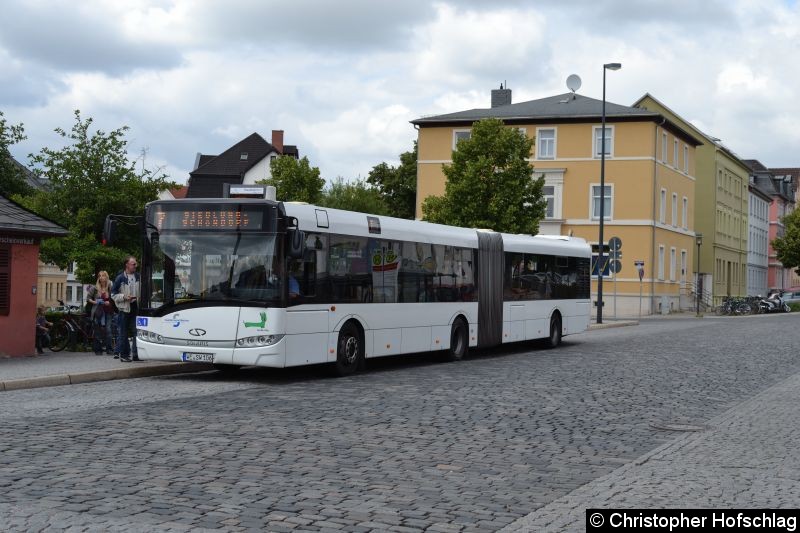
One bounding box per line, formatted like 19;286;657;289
36;260;66;309
635;94;750;306
412;87;703;316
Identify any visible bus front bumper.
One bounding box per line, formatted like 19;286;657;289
135;338;287;368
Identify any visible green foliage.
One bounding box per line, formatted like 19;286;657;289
320;177;389;215
789;302;800;313
259;156;325;204
17;110;173;283
773;207;800;275
367;141;417;219
0;111;31;197
421;118;545;234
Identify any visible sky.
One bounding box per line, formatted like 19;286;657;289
2;0;800;186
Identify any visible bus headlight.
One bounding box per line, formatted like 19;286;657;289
235;334;283;348
137;329;164;344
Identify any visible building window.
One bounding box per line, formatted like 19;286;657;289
683;145;689;173
662;133;668;163
240;152;248;160
543;185;555;218
658;245;665;280
593;126;613;158
673;139;679;167
537;128;556;159
670;247;676;281
591;184;612;220
672;193;678;226
67;286;73;301
682;197;688;229
660;188;667;224
452;129;472;150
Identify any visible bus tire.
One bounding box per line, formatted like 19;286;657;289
544;313;562;349
334;322;362;376
445;317;469;362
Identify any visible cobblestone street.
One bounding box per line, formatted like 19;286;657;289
1;314;799;532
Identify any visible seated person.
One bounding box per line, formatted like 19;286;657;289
289;273;300;298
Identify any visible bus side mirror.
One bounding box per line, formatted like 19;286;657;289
288;228;306;259
102;216;117;246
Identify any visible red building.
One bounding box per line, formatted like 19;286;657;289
0;194;68;356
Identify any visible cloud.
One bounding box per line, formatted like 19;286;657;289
5;0;800;186
413;4;550;88
0;1;183;74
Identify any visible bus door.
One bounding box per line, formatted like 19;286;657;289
285;235;330;366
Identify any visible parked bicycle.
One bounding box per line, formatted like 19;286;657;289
48;299;118;353
715;295;762;316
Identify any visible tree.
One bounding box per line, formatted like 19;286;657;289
774;207;800;276
18;110;173;283
421;118;546;234
320;177;389;215
367;141;417;219
0;111;30;197
259;156;324;204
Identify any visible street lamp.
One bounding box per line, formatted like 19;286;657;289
597;62;621;324
695;233;703;317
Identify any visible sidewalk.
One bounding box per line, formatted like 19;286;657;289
0;350;212;392
502;368;800;532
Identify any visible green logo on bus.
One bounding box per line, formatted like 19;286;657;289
244;312;267;329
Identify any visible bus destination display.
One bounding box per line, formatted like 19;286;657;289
154;207;264;230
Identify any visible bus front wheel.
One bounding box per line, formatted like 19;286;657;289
334;322;362;376
445;318;469;362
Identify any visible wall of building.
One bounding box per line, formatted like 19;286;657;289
0;239;40;356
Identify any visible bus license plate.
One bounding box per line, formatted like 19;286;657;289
182;352;214;363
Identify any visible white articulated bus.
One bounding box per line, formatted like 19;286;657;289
131;198;591;375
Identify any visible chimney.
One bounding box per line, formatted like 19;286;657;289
271;130;284;154
491;83;512;108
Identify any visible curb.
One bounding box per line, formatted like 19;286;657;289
589;320;639;330
0;362;214;392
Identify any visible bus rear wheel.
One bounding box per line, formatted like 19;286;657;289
543;314;562;348
334;322;362;377
445;318;468;362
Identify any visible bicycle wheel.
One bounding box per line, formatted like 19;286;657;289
49;321;72;352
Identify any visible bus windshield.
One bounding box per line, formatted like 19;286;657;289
148;231;283;309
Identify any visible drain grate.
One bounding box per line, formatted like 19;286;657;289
650;422;708;432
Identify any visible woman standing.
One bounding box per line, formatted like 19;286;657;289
87;271;115;355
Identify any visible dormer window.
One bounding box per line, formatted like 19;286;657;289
240;153;248;160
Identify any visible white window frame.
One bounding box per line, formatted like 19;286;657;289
590;183;613;220
662;133;668;163
683;145;689;173
660;188;667;224
593;125;614;158
670;247;676;281
658;245;665;280
673;139;679;167
542;185;555;219
452;129;472;150
682;197;688;229
680;249;687;284
672;193;678;227
536;127;556;160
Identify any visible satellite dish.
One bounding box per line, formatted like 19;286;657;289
566;74;582;93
